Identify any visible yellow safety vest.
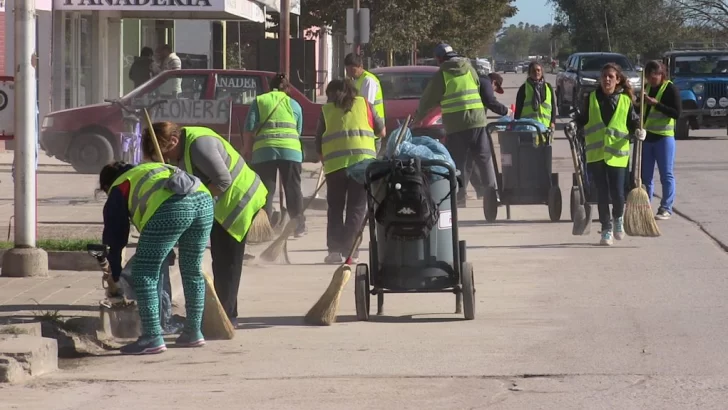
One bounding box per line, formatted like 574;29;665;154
110;162;210;232
644;81;675;137
520;82;553;128
584;92;631;168
253;90;301;157
321;96;377;175
441;70;485;114
354;70;385;120
182;126;268;242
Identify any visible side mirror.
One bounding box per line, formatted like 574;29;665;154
636;66;643;72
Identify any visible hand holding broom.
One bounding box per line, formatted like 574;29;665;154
623;70;661;238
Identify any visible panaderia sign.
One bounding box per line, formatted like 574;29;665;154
56;0;215;10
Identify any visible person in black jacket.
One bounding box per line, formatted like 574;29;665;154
640;60;681;220
458;73;511;205
514;61;556;130
129;47;154;89
572;63;643;246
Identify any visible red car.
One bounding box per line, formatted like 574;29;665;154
40;69;323;174
370;66;444;141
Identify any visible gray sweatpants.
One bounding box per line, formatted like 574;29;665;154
445;126;497;201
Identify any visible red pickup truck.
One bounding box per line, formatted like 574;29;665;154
40;69;323;174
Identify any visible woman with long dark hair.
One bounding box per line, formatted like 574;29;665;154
515;61;556;130
315;79;385;264
641;60;680;220
573;63;644;246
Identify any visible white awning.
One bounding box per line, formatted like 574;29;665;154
53;0;267;22
254;0;300;15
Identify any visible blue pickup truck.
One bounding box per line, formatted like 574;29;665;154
662;46;728;139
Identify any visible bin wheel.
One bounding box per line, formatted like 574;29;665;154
461;262;476;320
483;190;499;222
548;186;562;222
569;186;579;222
354;264;370;321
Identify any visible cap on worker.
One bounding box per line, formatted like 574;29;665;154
434;43;457;59
488;73;504;94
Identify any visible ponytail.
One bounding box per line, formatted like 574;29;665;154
325;78;358;112
269;73;290;92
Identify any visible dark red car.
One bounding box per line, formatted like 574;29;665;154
41;69;323;174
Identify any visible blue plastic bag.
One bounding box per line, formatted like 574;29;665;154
491;116;548;133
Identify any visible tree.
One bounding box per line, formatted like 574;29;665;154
674;0;728;31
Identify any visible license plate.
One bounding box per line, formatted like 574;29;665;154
710;109;727;116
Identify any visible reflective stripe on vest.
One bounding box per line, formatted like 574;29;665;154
182;126;268;241
644;81;675;137
441;70;485;114
110;162;199;232
253;91;301;152
520;82;553;128
584;92;631;167
354;70;385;120
321;96;377;175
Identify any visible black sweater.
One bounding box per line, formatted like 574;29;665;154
642;81;681;142
515;81;557;125
574;88;641;136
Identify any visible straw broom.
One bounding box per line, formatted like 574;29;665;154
142;109;235;340
623;72;661;238
259;166;328;263
303;116;411;326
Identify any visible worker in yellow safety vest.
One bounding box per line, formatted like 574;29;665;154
640;60;680;221
315;78;386;264
243;73;306;237
98;161;213;355
515;61;556;145
345;53;386;121
571;62;645;246
413;43;499;211
142;122;267;327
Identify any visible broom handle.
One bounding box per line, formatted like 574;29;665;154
142;108;165;162
635;69;646;187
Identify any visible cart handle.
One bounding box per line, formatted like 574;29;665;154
364;159;458;187
485;121;550;140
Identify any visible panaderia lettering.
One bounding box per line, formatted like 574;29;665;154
63;0;213;6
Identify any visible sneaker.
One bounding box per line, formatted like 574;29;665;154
655;209;672;220
600;230;614;246
120;336;167;355
294;225;308;238
175;330;206;348
324;252;343;264
613;217;624;240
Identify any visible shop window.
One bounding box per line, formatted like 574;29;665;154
215;75;263;104
129;74;208;101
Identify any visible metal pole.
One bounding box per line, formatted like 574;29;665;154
15;0;38;248
279;0;290;78
353;0;360;55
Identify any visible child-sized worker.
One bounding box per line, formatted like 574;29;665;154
572;63;646;246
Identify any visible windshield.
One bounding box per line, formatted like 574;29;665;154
580;55;633;71
376;72;434;100
673;55;728;76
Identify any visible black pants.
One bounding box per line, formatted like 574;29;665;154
446;127;497;201
210;221;246;320
588;161;627;231
250;160;304;225
462;154;484;198
325;168;367;255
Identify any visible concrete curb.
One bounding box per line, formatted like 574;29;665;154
0;250;98;272
0;323;58;383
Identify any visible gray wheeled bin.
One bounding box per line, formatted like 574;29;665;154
483;121;562;222
353;158;476;321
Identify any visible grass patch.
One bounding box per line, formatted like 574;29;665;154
0;238;98;251
0;326;28;335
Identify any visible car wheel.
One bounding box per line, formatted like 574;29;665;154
676;118;690;139
68;132;114;174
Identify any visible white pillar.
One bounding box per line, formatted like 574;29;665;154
37;10;52;119
107;17;122;99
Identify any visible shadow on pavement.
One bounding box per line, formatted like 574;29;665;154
466;243;639;249
458;219;571;227
0;304;98;314
339;314;464;323
240;314;464;329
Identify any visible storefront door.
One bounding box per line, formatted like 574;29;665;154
63;12;95;109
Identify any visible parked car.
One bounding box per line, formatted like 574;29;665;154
662;47;728;139
501;61;520;74
40;69;323;174
555;52;642;116
370;65;444;141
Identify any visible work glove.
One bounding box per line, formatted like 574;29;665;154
635;128;647;141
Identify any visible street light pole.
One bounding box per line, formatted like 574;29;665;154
2;0;48;278
280;0;291;78
353;0;360;55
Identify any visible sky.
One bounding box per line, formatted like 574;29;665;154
505;0;557;27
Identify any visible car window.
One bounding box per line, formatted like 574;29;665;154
124;73;207;100
568;56;577;70
580;55;633;71
215;74;264;104
375;72;435;100
673;55;728;76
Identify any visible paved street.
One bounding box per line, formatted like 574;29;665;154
2;73;728;409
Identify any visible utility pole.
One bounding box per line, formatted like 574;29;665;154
353;0;360;55
2;0;48;278
280;0;290;78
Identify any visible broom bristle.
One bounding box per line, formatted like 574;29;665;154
259;217;299;263
303;265;352;326
624;187;661;237
201;272;236;340
247;212;276;243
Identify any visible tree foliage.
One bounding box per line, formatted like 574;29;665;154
494;23;553;61
673;0;728;31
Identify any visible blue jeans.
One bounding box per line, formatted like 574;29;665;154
641;137;676;213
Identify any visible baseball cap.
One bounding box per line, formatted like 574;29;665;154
488;73;504;94
434;43;457;59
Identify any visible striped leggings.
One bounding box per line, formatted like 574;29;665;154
132;192;214;338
